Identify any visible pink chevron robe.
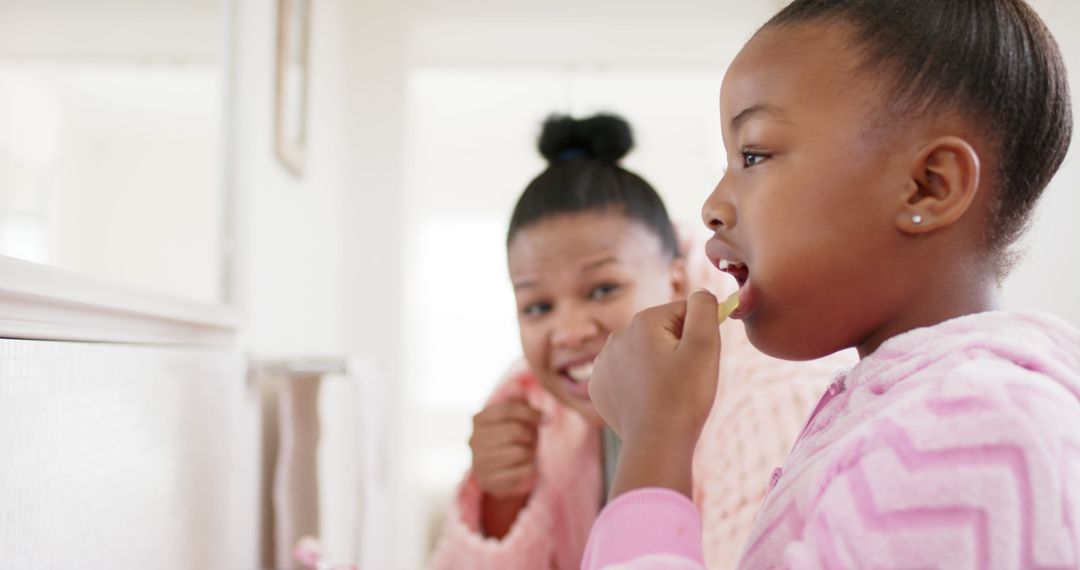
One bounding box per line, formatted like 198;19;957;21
583;311;1080;569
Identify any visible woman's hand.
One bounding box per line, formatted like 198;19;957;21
588;290;721;499
469;398;542;537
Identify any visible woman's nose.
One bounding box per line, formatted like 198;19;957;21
702;174;736;231
551;312;601;349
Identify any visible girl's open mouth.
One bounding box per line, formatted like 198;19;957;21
705;240;755;319
718;259;750;288
717;259;754;320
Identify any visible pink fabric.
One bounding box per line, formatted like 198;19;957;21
691;309;841;568
583;489;705;569
429;367;602;570
428;349;845;570
583;311;1080;569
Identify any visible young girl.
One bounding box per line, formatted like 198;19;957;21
428;114;852;569
583;1;1080;568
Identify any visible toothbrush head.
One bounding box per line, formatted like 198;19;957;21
716;291;741;323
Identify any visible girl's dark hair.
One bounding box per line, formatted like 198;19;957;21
507;113;680;259
766;0;1072;268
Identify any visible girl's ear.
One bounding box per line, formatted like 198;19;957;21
897;136;982;234
669;257;688;302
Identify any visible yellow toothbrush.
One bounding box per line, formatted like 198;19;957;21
716;291;741;323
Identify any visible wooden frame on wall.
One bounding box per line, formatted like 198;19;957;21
274;0;312;177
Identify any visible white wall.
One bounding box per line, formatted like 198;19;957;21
0;0;228;305
231;0;348;357
51;65;222;304
999;0;1080;326
0;339;258;570
336;0;411;566
0;0;361;567
0;0;220;64
229;0;366;567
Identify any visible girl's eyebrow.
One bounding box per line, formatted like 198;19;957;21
731;103;789;131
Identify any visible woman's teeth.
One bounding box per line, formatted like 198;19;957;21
566;362;594;383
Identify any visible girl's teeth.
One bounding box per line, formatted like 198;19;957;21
567;362;594;383
719;259;747;272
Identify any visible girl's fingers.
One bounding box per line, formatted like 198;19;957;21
679;289;721;354
588;344;619;434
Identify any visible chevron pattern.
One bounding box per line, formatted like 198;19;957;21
740;382;1080;570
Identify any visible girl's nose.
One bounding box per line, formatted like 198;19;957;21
702;174;736;231
551;313;601;349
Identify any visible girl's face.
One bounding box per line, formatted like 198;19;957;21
704;23;921;360
508;211;686;425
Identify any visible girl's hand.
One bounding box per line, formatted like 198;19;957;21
469;398;542;537
588;290;721;498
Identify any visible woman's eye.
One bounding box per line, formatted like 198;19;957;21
742;152;769;168
523;302;552;317
588;284;619;300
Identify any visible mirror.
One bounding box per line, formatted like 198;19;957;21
0;0;228;305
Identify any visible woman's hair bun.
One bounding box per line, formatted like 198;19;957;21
538;113;634;164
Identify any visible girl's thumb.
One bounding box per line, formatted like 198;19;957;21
680;289;721;352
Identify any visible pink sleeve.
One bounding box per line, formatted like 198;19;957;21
581;489;706;570
428;472;555;570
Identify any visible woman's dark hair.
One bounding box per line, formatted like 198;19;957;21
507;113;680;259
765;0;1072;269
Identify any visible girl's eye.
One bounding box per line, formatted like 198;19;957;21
588;284;619;300
523;302;552;317
742;151;769;168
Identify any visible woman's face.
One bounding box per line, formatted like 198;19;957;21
508;211;686;425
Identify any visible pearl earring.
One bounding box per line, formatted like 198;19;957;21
912;214;924;225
